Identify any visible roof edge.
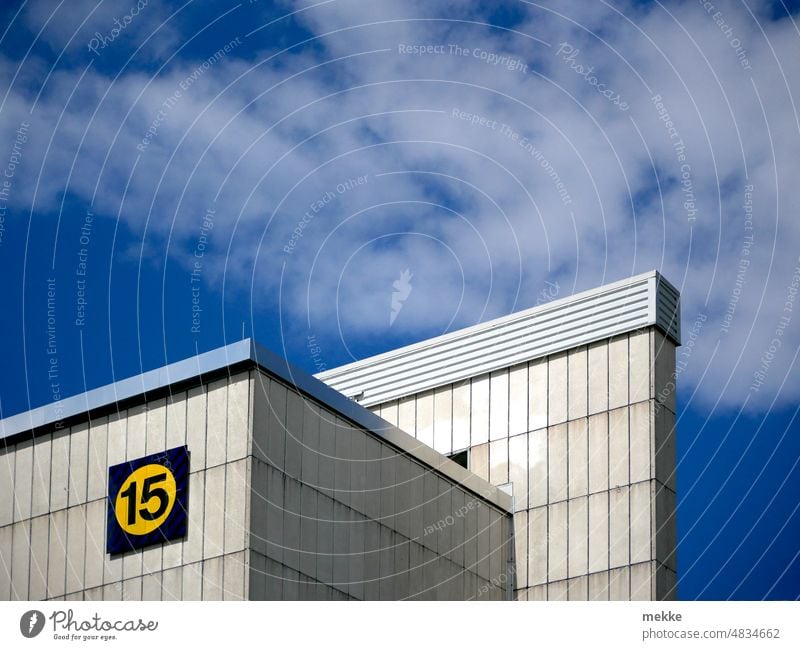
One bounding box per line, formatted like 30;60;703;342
249;340;512;511
0;338;512;513
316;270;681;406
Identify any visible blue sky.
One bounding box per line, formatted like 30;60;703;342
0;0;798;599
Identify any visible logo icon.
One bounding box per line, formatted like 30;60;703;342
20;610;45;638
390;268;413;325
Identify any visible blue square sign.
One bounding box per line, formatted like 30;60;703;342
107;445;190;554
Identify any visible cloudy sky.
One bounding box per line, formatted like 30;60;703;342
0;0;798;598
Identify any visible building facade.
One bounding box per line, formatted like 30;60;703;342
1;271;679;601
0;341;513;600
318;270;680;600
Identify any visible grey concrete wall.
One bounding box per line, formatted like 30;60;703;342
367;327;678;601
0;371;253;601
1;366;511;601
249;370;512;600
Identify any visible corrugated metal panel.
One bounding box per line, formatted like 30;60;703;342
317;270;681;406
656;274;681;343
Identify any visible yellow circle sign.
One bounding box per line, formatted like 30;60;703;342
114;463;177;536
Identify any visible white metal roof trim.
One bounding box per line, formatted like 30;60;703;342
656;277;681;342
318;271;681;405
329;306;653;401
342;317;652;405
319;272;657;378
326;293;650;395
320;277;651;385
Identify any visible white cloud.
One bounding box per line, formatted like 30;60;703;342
1;0;798;410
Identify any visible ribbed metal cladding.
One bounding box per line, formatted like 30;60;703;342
317;270;681;406
656;274;681;343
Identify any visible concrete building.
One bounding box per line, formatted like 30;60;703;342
318;270;681;600
0;270;679;601
0;341;513;600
